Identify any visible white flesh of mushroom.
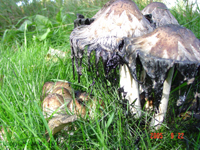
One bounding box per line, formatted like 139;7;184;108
120;65;142;118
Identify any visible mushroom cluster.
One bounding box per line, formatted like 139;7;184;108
114;24;200;129
70;0;200;129
41;81;104;139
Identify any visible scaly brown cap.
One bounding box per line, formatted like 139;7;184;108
42;93;66;119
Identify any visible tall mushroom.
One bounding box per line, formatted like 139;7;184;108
117;2;181;118
139;2;179;110
70;0;154;117
108;24;200;129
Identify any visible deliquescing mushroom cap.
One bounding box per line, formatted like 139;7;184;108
70;0;153;81
112;24;200;99
142;2;179;27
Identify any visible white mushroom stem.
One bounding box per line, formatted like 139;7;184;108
120;65;142;118
150;66;175;129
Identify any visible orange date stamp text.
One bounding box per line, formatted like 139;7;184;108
150;133;184;139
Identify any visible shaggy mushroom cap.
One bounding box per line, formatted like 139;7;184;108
142;2;179;28
111;24;200;103
46;114;77;141
42;93;66;119
70;0;153;82
41;81;73;100
52;87;73;104
41;82;54;101
53;81;73;93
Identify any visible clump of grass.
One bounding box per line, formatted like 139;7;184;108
171;0;200;38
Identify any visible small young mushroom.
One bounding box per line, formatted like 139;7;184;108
140;92;153;111
41;82;54;101
46;114;77;141
53;81;73;94
52;87;73;104
0;127;8;142
42;93;67;119
109;24;200;129
142;2;179;27
41;81;73;101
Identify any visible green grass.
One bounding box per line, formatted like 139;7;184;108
0;0;200;149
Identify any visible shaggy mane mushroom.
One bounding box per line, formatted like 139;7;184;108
70;0;153;83
117;2;181;118
70;0;200;128
70;0;156;118
110;24;200;129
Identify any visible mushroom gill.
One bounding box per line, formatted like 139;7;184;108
110;24;200;129
142;2;179;28
70;0;153;83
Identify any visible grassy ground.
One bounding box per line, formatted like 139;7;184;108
0;0;200;149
